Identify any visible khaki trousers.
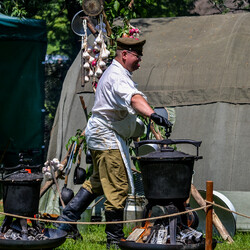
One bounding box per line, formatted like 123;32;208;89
82;149;129;210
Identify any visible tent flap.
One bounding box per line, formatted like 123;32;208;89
0;14;47;166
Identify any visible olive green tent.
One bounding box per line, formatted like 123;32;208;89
0;14;47;166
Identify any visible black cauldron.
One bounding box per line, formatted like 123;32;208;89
133;139;202;204
0;165;43;217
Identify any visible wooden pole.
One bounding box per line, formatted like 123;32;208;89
191;184;234;243
205;181;213;250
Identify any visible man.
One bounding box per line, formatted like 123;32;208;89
56;37;172;248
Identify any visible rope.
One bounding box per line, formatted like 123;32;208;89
0;205;210;225
1;200;250;226
205;200;250;219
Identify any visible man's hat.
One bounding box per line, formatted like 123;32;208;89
116;37;146;56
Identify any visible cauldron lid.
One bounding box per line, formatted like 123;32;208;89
2;170;43;182
133;148;196;161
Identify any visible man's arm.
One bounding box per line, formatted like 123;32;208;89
131;94;173;129
131;94;154;117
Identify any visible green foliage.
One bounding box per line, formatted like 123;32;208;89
40;3;73;56
65;129;94;179
1;0;81;60
66;129;84;150
105;0;194;22
0;0;27;17
85;164;93;180
66;129;85;163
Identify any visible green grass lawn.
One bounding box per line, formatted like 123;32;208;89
215;232;250;250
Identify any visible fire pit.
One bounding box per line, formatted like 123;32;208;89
0;164;67;249
120;139;216;249
0;228;67;250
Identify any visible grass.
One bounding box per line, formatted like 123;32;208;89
54;224;134;250
215;232;250;249
55;225;107;250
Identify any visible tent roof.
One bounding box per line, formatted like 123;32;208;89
86;13;249;107
0;13;47;42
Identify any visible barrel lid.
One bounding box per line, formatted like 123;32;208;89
133;147;196;161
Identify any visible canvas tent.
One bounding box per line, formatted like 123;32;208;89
0;14;47;166
42;13;250;230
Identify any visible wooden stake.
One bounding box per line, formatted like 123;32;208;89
102;10;112;37
51;165;65;208
205;181;213;250
191;184;234;243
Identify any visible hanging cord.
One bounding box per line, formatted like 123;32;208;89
83;19;88;47
99;14;104;30
81;19;88;87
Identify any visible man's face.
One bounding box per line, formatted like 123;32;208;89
122;50;142;72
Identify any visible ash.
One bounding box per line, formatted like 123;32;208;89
0;219;48;241
2;228;48;241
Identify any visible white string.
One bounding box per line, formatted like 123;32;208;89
82;19;88;50
83;19;87;38
99;14;103;29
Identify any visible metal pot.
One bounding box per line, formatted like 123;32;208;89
132;139;202;204
124;195;145;228
132;118;146;138
0;167;43;217
137;143;159;156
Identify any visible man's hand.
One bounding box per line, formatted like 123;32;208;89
150;113;173;128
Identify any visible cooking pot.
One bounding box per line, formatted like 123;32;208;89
132;139;202;203
137;143;159;156
132;118;145;138
0;165;43;217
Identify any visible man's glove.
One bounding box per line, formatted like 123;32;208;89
150;113;173;128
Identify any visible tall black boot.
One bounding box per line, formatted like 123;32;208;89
55;187;96;239
105;209;124;249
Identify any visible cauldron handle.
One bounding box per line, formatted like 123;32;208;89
134;139;202;159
